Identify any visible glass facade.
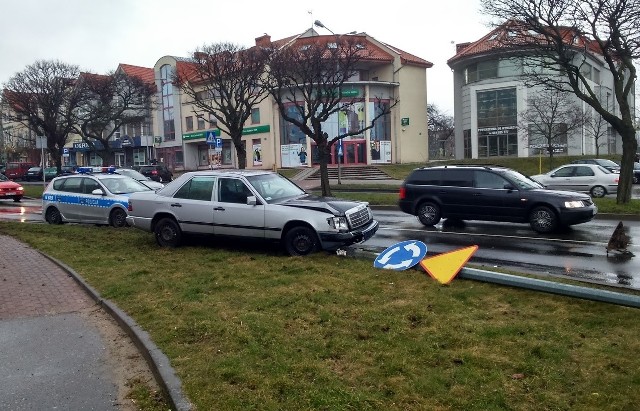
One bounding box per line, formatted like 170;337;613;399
160;64;175;141
477;88;518;157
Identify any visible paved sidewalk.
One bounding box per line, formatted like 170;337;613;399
0;235;191;411
0;235;157;410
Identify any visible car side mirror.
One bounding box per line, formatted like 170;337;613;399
91;188;105;196
504;183;516;191
247;195;257;206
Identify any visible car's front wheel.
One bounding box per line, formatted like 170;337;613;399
590;185;606;198
45;207;63;224
110;208;128;228
284;226;319;256
417;202;441;226
529;206;557;233
155;217;182;247
13;196;22;202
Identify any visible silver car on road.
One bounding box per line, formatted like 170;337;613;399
126;170;379;256
530;163;619;198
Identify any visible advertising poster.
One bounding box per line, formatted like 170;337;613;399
253;140;262;166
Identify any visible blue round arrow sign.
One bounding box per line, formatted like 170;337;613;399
373;240;428;271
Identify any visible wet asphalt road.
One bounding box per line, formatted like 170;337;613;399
3;198;640;289
366;210;640;289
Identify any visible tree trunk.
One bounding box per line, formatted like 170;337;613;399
616;129;638;204
317;140;331;197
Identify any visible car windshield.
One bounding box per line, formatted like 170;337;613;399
246;173;305;203
0;174;8;182
596;159;619;167
28;167;41;172
100;177;153;194
118;169;148;181
501;169;544;190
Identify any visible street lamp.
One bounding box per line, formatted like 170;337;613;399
314;20;335;35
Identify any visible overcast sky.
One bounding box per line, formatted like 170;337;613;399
0;0;492;115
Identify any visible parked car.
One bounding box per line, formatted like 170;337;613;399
25;167;58;182
0;173;24;202
633;162;640;184
126;170;379;255
4;162;36;180
114;168;164;190
138;164;173;183
530;163;618;198
42;167;153;227
398;165;597;233
570;158;620;173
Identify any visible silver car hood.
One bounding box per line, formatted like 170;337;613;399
278;194;365;216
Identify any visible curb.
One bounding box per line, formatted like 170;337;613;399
38;252;193;411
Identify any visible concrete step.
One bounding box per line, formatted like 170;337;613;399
306;166;391;180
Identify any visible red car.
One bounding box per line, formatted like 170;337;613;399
0;173;24;202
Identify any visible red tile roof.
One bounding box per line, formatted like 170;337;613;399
448;20;603;66
118;64;155;85
269;32;432;68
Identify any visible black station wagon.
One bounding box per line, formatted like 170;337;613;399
398;165;597;233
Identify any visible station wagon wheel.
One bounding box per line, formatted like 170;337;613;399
417;202;441;226
284;226;319;256
529;206;557;233
110;208;128;228
590;185;606;198
45;207;63;225
155;217;182;247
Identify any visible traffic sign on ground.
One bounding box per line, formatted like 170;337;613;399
420;245;478;284
373;240;427;270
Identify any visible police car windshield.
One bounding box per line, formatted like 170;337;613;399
101;177;152;194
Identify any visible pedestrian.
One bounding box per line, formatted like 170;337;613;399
298;147;307;166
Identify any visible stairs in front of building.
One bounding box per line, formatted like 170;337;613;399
305;165;392;180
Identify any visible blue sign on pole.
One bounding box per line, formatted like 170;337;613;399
373;240;428;270
206;131;217;145
337;139;343;156
215;137;222;149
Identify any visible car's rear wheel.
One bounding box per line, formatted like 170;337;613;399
155;217;182;247
590;185;606;198
284;226;319;256
110;208;128;228
529;206;557;233
417;202;441;226
45;207;63;225
633;175;638;184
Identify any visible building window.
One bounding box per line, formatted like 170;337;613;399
197;116;206;130
209;113;217;128
160;64;175;141
186;116;193;131
463;129;471;159
465;60;498;84
476;88;518;157
251;108;260;124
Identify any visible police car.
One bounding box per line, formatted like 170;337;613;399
42;166;153;227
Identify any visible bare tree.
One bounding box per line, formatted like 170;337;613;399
428;104;455;159
174;43;271;169
519;88;584;169
481;0;639;203
75;71;156;165
267;36;397;196
1;60;83;172
583;110;610;156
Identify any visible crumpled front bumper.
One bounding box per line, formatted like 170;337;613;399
318;219;379;251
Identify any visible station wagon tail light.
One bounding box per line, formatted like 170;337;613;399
564;200;586;208
128;200;133;211
399;186;406;199
327;216;348;230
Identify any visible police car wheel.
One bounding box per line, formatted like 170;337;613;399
45;207;63;225
284;226;319;256
110;208;128;228
155;218;182;247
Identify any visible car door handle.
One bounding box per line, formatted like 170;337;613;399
214;207;225;211
170;203;182;207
